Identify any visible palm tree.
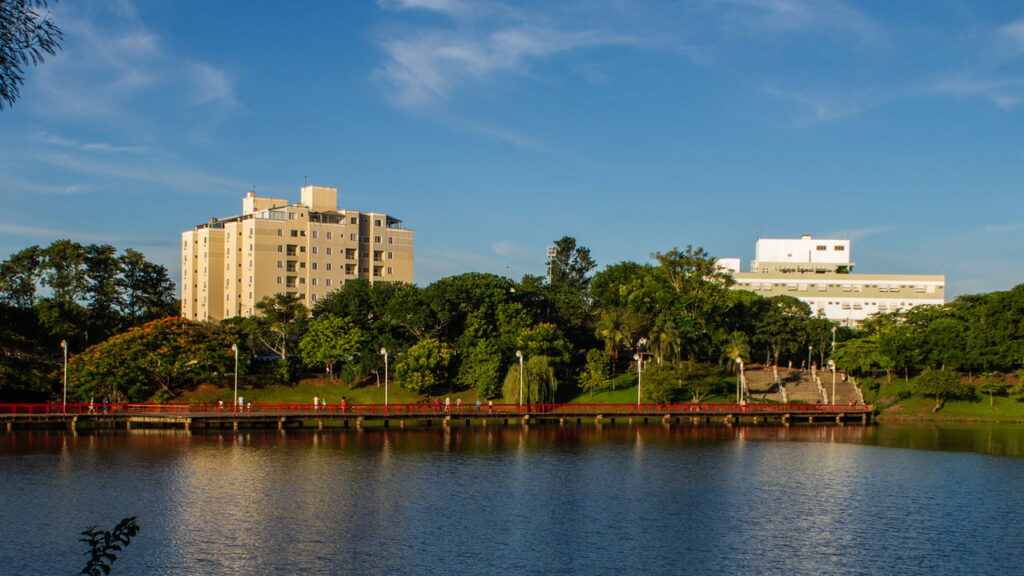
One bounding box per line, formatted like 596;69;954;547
721;331;750;372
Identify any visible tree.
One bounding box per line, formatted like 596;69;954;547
298;315;365;382
118;249;177;323
67;317;234;401
394;338;453;393
502;355;558;404
0;244;42;307
548;236;596;292
0;0;62;110
910;369;970;412
456;339;503;399
720;331;750;370
755;295;811;366
977;372;1007;407
249;293;308;360
580;349;609;396
84;244;123;341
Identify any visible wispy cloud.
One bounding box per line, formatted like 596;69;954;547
711;0;879;43
982;221;1024;233
931;76;1024;110
764;84;870;123
375;1;648;109
0;222;119;243
34;131;150;154
31;2;237;119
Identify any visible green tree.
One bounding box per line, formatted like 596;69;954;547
249;293;308;360
79;516;139;576
84;244;123;341
457;339;503;399
117;249;177;323
0;244;42;307
502;355;558;404
910;368;970;412
394;337;453;393
977;372;1007;407
755;295;811;366
580;348;609;396
68;317;233;401
298;315;365;381
0;0;63;109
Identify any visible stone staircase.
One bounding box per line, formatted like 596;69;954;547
742;365;863;405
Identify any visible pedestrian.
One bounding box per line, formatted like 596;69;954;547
475;398;482;412
88;398;95;414
444;396;451;413
456;397;462;413
313;396;319;410
488;399;493;413
102;396;109;414
341;397;347;413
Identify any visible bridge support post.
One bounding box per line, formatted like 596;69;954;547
125;419;132;431
355;417;364;429
521;415;530;426
836;414;842;424
183;418;191;431
68;416;77;432
383;420;389;428
318;419;324;430
5;421;11;433
278;417;287;431
400;419;406;429
807;416;814;424
443;416;450;427
861;413;868;424
233;420;239;431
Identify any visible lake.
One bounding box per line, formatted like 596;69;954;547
2;422;1023;575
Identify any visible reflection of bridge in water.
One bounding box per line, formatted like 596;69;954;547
1;402;873;432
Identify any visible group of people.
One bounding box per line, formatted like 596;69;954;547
433;396;492;413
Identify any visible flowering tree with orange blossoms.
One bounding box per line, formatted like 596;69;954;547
67;317;234;401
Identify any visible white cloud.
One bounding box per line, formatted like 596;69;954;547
823;225;895;241
931;76;1024;110
712;0;879;42
375;4;643;109
187;62;237;107
34;131;149;154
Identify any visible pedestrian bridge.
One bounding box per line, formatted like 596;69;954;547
0;402;873;431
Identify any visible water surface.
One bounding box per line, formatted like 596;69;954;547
1;423;1022;575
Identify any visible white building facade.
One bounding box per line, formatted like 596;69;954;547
720;235;945;325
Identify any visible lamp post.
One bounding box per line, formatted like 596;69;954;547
828;359;836;406
634;353;643;406
735;357;745;404
232;343;239;415
380;347;389;409
515;350;524;409
808;345;813;371
61;340;68;414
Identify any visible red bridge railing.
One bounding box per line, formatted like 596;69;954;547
0;402;873;417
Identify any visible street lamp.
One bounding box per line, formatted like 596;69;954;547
735;357;745;404
828;359;836;406
61;340;68;414
808;345;813;371
634;353;643;406
515;350;524;408
232;343;239;414
380;347;389;408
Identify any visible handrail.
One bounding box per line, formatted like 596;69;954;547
0;402;874;417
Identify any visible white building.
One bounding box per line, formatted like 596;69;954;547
723;235;945;325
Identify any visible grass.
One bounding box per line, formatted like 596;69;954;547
866;375;1024;422
177;377;492;405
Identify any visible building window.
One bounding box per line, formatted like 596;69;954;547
375;219;381;227
277;276;282;284
326;247;332;255
326;279;332;287
277;245;283;252
291;230;299;237
312;246;318;254
387;252;393;259
312;262;318;270
816;245;827;251
312;278;318;286
835;245;845;251
326;263;332;271
289;213;296;220
387;267;393;274
277;229;283;236
350;234;357;241
311;293;317;302
299;277;306;285
351;217;358;224
277;261;283;268
327;232;333;240
388;237;394;244
312;231;318;239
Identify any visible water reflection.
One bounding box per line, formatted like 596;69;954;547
2;423;1024;575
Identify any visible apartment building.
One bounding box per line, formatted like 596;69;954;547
719;235;944;326
182;185;414;320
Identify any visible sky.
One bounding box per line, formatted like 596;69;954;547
2;0;1024;298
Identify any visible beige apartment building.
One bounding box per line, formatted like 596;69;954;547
718;235;945;326
182;185;414;321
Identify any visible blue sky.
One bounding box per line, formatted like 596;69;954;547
3;0;1024;297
